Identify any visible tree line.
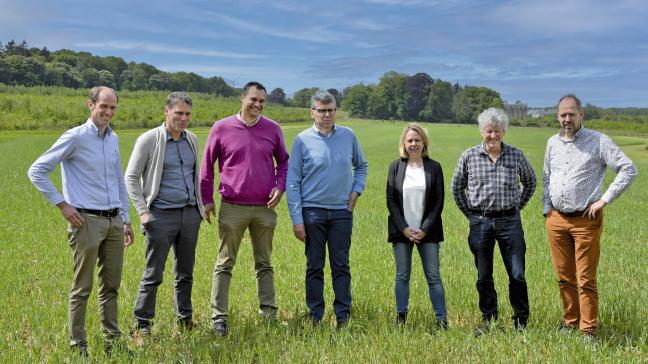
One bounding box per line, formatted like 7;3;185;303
0;40;237;96
270;72;505;124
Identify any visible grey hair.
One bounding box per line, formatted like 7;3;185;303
558;94;582;111
166;91;193;108
310;90;336;108
89;86;118;103
477;107;509;132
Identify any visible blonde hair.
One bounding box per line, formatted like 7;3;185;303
399;123;429;158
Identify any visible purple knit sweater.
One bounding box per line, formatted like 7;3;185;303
199;115;289;205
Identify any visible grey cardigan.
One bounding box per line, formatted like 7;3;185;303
125;124;205;219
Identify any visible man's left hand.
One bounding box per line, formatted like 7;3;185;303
267;188;284;209
124;223;135;247
584;200;606;219
347;191;360;211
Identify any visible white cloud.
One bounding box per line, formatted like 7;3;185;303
75;41;265;59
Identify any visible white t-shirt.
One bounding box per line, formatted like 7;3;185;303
402;165;425;230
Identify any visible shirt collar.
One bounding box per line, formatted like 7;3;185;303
312;123;335;137
164;128;186;141
85;118;112;137
478;142;507;155
236;112;261;127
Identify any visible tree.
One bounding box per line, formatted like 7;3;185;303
327;88;342;106
149;73;170;91
452;86;504;123
207;76;235;96
120;69;148;90
81;67;101;88
291;87;319;108
97;70;116;88
341;84;373;118
420;80;453;122
3;55;45;86
367;71;407;120
268;88;287;105
0;58;10;84
583;103;602;120
404;73;433;120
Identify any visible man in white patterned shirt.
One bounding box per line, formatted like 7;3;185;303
543;94;637;341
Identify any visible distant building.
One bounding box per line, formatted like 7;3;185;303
527;107;556;118
504;101;528;120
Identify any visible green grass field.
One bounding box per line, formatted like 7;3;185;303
1;120;646;362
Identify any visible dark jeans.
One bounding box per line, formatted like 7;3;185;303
468;213;529;324
134;205;201;327
303;207;353;322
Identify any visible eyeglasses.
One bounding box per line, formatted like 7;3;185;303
312;108;337;116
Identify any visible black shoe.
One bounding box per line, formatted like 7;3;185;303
71;342;89;358
396;312;407;326
583;332;599;342
474;319;495;337
336;319;348;331
104;337;133;358
436;319;448;330
213;320;228;337
558;321;577;334
178;318;195;332
513;319;527;332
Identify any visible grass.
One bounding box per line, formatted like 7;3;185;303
1;119;647;362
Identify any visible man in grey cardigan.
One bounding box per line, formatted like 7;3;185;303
125;92;205;336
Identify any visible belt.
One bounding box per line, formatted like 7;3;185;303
471;208;517;218
77;208;120;217
557;210;585;218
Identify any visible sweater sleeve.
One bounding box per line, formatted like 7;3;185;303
199;124;220;205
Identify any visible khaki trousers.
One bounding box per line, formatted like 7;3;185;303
68;212;124;345
211;202;277;321
546;209;603;334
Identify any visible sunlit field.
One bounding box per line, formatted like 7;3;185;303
1;120;646;362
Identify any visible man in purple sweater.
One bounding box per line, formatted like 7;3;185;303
200;81;289;337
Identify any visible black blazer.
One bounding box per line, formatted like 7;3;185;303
386;157;444;244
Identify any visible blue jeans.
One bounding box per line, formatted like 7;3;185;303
303;207;353;322
393;242;447;320
468;213;529;324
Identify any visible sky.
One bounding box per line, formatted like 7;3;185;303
1;0;647;107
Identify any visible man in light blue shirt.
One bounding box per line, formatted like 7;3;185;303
28;86;133;357
286;90;368;328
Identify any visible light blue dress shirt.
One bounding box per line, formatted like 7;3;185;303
28;119;130;223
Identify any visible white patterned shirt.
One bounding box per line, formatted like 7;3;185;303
542;127;637;215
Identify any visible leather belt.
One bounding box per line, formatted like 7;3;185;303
471;208;517;218
77;208;120;217
557;210;585;218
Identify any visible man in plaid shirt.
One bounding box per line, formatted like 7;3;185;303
451;107;537;337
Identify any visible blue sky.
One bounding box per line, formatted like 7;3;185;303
2;0;647;107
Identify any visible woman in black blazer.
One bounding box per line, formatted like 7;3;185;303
386;123;447;328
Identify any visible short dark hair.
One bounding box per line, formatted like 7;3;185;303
89;86;118;103
558;94;582;111
242;81;266;95
166;91;192;108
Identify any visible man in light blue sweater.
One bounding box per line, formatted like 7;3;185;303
286;90;368;328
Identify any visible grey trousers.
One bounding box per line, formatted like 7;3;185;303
68;212;124;346
133;205;201;326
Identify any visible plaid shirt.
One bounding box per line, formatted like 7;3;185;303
451;142;537;217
